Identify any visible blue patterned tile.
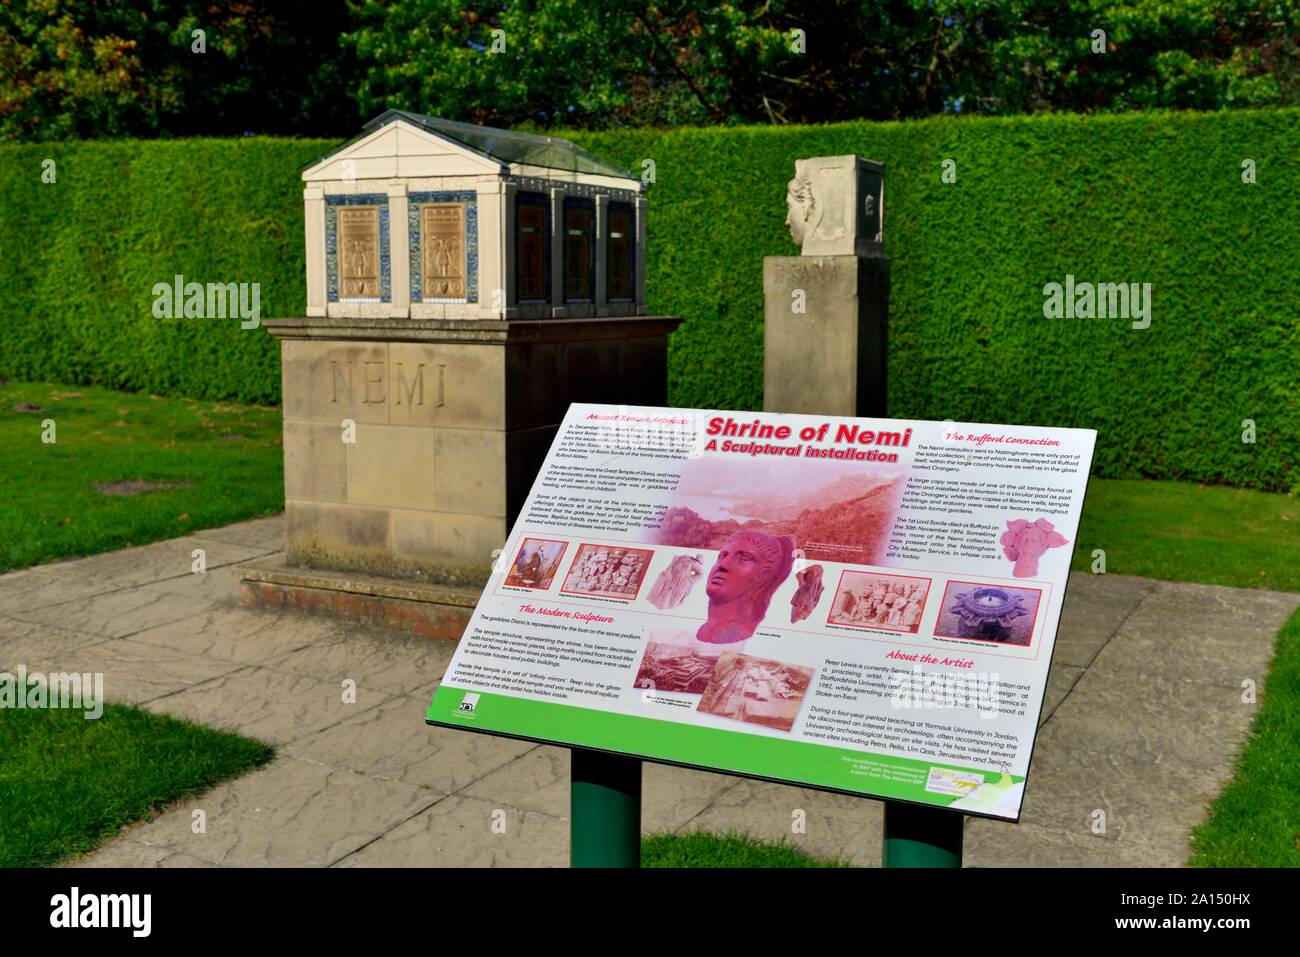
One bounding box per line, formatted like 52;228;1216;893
408;191;478;303
325;193;391;303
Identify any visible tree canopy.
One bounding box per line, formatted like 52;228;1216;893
3;0;1296;141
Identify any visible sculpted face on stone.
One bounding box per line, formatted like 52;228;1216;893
778;155;883;257
698;531;796;644
785;162;816;249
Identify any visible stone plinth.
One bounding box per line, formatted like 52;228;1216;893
265;315;680;586
762;256;889;418
235;557;479;640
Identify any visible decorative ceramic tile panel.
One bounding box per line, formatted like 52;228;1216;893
409;191;478;303
326;194;391;302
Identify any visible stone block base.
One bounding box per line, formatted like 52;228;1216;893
234;558;478;640
264;315;680;586
763;256;889;417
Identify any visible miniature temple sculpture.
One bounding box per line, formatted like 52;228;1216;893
258;111;679;592
301;109;647;320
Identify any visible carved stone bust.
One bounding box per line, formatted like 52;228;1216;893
784;155;884;257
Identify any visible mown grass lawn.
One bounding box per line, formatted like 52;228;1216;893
1189;607;1300;868
0;380;282;574
642;831;849;867
1072;478;1300;593
0;692;271;868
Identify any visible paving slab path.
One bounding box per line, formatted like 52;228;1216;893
2;517;1294;868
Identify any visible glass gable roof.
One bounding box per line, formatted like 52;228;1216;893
360;109;636;180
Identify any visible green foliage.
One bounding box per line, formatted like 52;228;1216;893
0;0;358;142
572;108;1300;492
9;1;1293;142
0;137;321;403
0;109;1296;490
342;0;792;129
341;0;1299;128
641;830;851;867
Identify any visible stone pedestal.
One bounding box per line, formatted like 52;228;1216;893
762;255;889;417
262;315;680;587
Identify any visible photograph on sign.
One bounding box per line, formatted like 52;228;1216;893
427;404;1097;821
503;538;569;590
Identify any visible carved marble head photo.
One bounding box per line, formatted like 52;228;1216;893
697;530;796;645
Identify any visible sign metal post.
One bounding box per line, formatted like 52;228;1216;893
570;748;642;867
883;800;963;868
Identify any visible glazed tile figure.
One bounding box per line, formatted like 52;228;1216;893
1000;518;1068;578
648;553;704;610
698;531;796;645
789;564;825;623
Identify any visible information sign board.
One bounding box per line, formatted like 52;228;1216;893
427;405;1096;820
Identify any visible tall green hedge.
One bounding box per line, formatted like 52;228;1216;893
0;139;318;403
1;110;1297;491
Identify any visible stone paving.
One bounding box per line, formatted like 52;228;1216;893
1;516;1294;868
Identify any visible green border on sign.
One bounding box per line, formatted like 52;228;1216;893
427;685;1025;816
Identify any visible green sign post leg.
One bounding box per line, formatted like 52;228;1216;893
570;748;642;867
882;801;963;867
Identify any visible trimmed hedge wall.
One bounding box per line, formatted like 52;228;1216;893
1;110;1297;491
0;139;316;404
